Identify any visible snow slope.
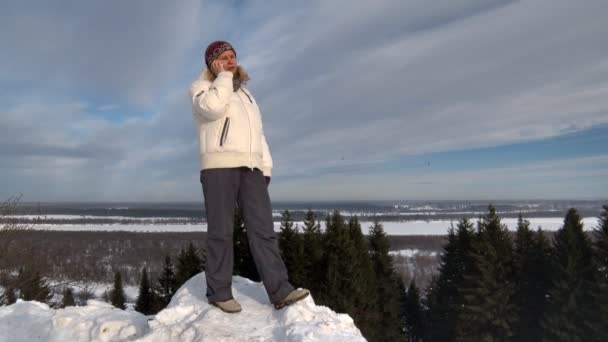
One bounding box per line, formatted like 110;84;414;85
0;273;365;342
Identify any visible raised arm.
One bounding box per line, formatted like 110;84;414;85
190;71;234;121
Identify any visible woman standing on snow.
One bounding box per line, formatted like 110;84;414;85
189;41;308;313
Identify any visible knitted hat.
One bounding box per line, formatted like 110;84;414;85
205;41;236;68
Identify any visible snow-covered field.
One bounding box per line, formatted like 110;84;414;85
0;274;365;342
20;217;600;235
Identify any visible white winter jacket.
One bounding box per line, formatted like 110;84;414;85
190;70;273;176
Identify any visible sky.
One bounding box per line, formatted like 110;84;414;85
1;0;607;202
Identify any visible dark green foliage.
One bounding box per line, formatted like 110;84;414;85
156;255;178;308
175;243;204;288
300;209;324;297
592;205;608;340
368;218;405;341
404;280;424;342
512;215;552;342
541;208;596;341
425;218;475;342
110;271;126;310
16;268;52;303
62;287;75;308
233;208;260;282
135;268;158;315
320;211;355;312
278;210;305;287
458;205;517;341
347;216;380;341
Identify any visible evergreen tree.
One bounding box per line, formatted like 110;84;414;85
175;243;204;288
320;211;355;313
157;255;178;308
425;218;475;342
347;216;380;341
233;208;260;282
301;209;324;297
278;210;305;287
135;267;158;315
404;280;424;342
592;205;608;340
458;206;517;341
368;218;404;341
16;268;52;303
541;208;597;341
512;215;552;341
4;286;17;305
62;287;75;308
110;271;127;310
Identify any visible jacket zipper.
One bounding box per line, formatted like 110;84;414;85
238;90;254;169
219;117;230;147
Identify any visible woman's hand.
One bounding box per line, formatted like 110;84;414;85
211;59;228;75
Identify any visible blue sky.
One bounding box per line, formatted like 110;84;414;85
1;0;607;202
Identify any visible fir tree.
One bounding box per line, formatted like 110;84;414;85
278;210;305;287
175;243;204;288
425;218;475;342
301;209;324;297
110;271;127;310
591;205;608;340
347;216;380;341
135;267;158;315
368;218;404;341
512;215;552;342
404;280;424;342
320;211;355;313
157;255;177;308
233;208;260;282
458;206;517;341
541;208;596;341
62;287;75;308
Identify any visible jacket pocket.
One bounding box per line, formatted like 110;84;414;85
219;117;230;147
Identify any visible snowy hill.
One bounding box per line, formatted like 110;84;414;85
0;273;366;342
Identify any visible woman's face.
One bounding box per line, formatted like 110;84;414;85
216;50;238;73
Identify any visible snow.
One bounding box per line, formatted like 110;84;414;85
0;273;366;342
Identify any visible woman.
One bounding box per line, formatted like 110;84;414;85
189;41;308;313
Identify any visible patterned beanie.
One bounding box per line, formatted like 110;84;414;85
205;41;236;68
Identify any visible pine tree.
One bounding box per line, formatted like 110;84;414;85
110;271;127;310
590;205;608;340
512;215;552;341
135;267;158;315
404;280;424;342
541;208;596;341
425;218;475;342
157;255;177;308
278;210;305;287
233;208;260;282
347;216;380;341
368;218;404;341
301;209;324;297
175;243;204;288
458;205;517;341
62;287;75;308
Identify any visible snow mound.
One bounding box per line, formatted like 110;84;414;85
0;273;366;342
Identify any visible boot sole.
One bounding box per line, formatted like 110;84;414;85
210;302;242;313
273;291;309;310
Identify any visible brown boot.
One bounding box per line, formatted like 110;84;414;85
210;298;242;313
274;289;310;310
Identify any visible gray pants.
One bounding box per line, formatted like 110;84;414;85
200;167;294;304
